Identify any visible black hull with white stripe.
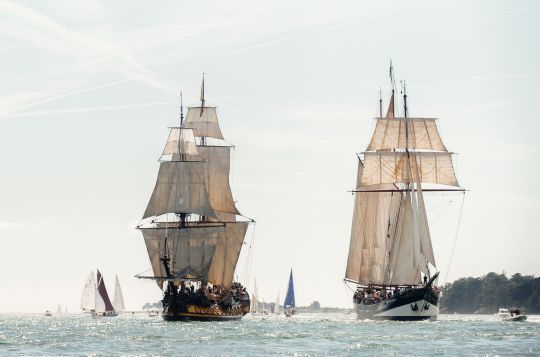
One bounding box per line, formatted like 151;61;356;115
354;285;439;321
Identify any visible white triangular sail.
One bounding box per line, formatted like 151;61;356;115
251;279;258;313
80;271;96;311
113;275;125;312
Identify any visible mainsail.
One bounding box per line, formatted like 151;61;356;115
95;270;115;314
80;271;96;311
113;275;125;312
284;270;295;307
345;92;461;286
139;81;251;291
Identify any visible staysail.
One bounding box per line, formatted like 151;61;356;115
284;270;295;307
113;275;125;312
80;271;96;311
345;94;460;286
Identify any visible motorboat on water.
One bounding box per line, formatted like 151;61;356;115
497;308;527;321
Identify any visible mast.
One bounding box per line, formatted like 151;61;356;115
379;88;382;118
180;91;184;127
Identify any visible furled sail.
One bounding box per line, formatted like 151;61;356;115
367;118;447;152
143;160;217;219
359;151;459;187
113;275;125;312
207;222;249;288
184;107;224;139
95;270;115;313
80;271;96;311
142;226;224;287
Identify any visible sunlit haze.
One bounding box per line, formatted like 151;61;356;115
0;0;539;313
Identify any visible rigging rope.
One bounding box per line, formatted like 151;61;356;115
443;192;466;284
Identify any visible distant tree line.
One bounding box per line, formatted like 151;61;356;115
441;272;540;314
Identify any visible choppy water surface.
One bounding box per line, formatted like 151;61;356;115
1;313;539;356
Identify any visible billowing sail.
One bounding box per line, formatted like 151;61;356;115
143;160;217;219
198;146;240;215
95;270;115;313
161;127;200;159
113;275;125;312
284;270;295;307
80;271;96;311
367;118;447;152
359;151;459;187
142;226;224;287
207;222;249;288
184;107;224;139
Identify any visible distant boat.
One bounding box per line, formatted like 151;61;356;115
498;308;527;322
251;279;259;314
56;304;62;314
148;310;159;317
284;269;295;317
274;293;280;315
80;270;118;317
44;310;52;317
345;63;464;321
64;306;67;314
113;275;125;313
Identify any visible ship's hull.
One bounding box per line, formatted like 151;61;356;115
354;285;439;321
162;303;249;322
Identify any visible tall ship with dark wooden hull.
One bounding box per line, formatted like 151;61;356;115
345;65;464;320
137;76;253;321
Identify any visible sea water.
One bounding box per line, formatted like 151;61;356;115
1;313;539;356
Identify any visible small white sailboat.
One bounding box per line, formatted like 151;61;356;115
498;308;527;322
56;304;62;314
44;310;52;317
275;293;280;315
113;275;125;313
251;279;259;314
80;270;118;317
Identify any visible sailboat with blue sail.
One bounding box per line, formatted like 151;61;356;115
284;269;295;317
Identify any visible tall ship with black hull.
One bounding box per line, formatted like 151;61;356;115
137;76;253;321
345;66;464;320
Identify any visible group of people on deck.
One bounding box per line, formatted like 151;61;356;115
353;276;436;305
163;281;250;309
353;286;407;305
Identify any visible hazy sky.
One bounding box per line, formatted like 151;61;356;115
1;0;539;312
